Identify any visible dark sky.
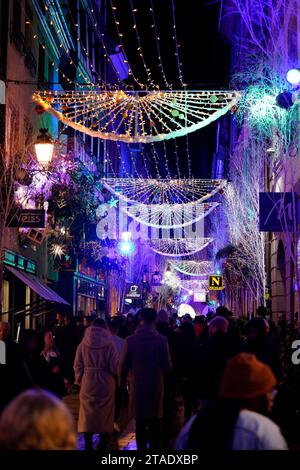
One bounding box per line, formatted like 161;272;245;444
106;0;230;178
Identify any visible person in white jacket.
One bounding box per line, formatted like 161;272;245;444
175;352;287;450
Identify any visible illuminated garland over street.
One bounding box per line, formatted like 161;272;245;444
149;238;213;257
122;202;219;228
32;90;239;143
170;260;214;277
102;178;226;204
179;279;209;292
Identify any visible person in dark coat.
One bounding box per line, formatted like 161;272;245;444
40;330;66;398
120;308;172;450
243;318;282;381
0;321;32;411
171;322;198;422
55;315;78;384
195;316;240;400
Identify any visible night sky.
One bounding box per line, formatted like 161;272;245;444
106;0;230;178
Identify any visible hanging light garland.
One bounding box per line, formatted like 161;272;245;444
149;0;172;89
169;260;214;277
179;279;209;293
32;89;239;143
101;178;226;204
122;202;219;229
109;0;144;88
171;0;185;87
149;238;213;257
129;0;156;88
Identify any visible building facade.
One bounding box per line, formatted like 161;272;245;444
0;0;126;332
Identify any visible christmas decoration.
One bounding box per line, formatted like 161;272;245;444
149;238;213;257
179;279;209;293
169;260;214;277
32;90;239;143
108;196;119;208
122;202;219;229
49;243;67;259
102;178;226;204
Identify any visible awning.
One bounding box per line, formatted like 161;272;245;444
5;265;69;305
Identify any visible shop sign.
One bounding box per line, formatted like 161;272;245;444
259;192;298;232
208;275;224;291
7;209;45;228
126;284;141;299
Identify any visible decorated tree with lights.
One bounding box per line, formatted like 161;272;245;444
217;0;300;313
220;138;266;305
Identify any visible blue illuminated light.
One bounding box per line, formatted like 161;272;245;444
119;240;135;256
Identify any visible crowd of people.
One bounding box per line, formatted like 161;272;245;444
0;305;298;451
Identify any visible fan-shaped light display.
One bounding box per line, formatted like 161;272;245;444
123;203;218;229
149;238;213;257
179;279;209;292
169;260;214;277
102;178;226;205
33;90;239;143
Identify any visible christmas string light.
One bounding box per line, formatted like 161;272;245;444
101;178;226;204
141;144;152;179
169;260;214;277
173;138;181;178
179;279;209;293
109;0;144;88
186;134;192;178
129;0;156;88
83;2;133;89
149;237;213;257
171;0;185;87
149;0;172;89
150;143;168;178
122;201;219;229
33;89;239;143
21;0;103;88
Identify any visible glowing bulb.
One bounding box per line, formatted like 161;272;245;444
286;68;300;86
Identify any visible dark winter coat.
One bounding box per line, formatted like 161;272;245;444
120;324;172;419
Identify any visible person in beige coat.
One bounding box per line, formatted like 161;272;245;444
74;319;119;451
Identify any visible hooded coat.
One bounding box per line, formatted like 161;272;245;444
74;326;119;433
120;324;172;419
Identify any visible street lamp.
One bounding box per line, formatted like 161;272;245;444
34;128;54;168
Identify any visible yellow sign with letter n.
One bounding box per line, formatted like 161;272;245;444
208;275;224;291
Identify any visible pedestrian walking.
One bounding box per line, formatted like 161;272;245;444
74;318;119;451
120;308;172;450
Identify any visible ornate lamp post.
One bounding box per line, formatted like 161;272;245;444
34;128;54;168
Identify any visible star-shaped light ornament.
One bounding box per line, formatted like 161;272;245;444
50;244;67;259
108;196;118;208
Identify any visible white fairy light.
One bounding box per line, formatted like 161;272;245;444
149;238;213;256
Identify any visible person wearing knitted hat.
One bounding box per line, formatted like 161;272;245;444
175;353;287;450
